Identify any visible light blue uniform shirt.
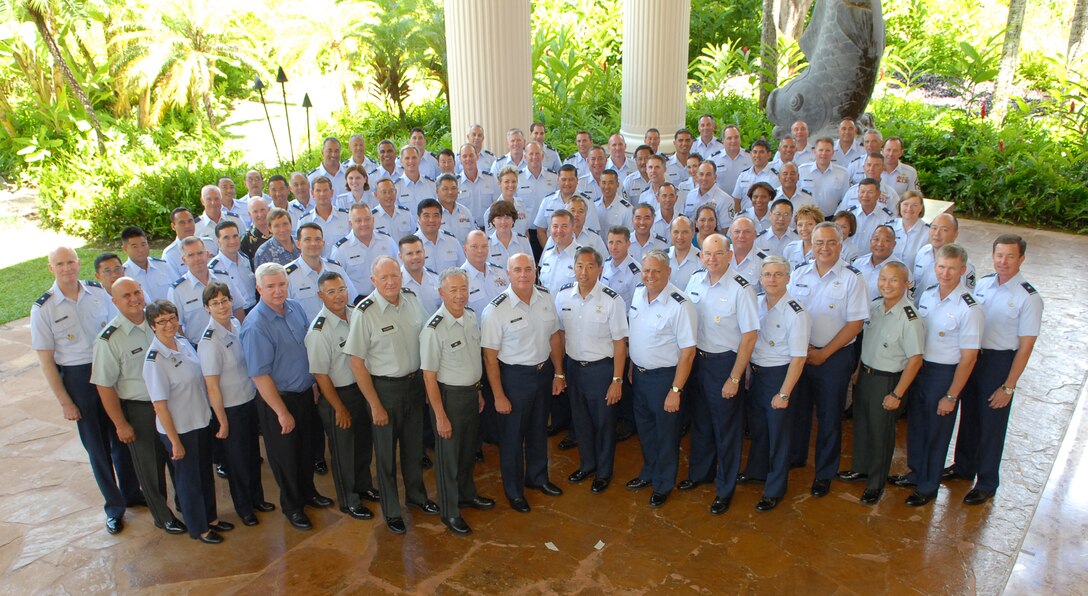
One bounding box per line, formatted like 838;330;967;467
240;299;314;393
198;318;255;408
752;292;810;367
144;336;211;435
627;283;697;370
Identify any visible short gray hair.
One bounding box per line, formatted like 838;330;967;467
642;248;670;268
813;221;843;241
371;255;400;275
935;243;968;265
255;262;287;284
761;255;790;270
439;267;468;286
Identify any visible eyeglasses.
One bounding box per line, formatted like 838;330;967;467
153;314;179;326
206;298;232;308
761;271;788;279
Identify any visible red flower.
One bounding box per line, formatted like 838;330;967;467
742;47;749;55
980;103;988;118
999;140;1005;152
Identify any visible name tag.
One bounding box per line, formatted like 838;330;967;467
381;325;395;333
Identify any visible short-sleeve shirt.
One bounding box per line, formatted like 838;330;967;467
168;270;235;345
208;252;257;310
418;229;466;275
518;168;558;226
892;218;930;271
788;260;870;348
91;313;154;401
330;231;397;297
371;205;416;241
198;318;255;407
239;299;314;392
973;272;1043;350
344;288;427;377
555;282;629;361
298;207;352;258
304;306;356;387
683;184;734;224
253;236;300;268
538;241;579;295
162;237;219;279
916;283;984;365
601;254;642;309
488;232;533;266
401;267;442;315
480;285;560;366
123;257;175;303
627;283;698;369
420;304;483;386
144;336;212;435
913;245;977;302
463;261;509;316
751;292;810;367
596;196;634;233
756;229;800;258
440;202;478;243
798;162;851;217
669;247;702;290
852;253;910;301
286;257;358;322
395;175;438;215
31;281;114;366
685;270;760;353
861;296;925;372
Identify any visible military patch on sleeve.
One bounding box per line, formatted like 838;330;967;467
628;262;640;274
335;237;349;247
962;293;977;307
734;275;750;288
35;290;52;306
560;282;575;291
601;286;618;298
1021;281;1037;295
428;314;443;328
101;325;118;340
491;293;508;307
788;300;804;313
285;263;299;275
171;277;185;288
903;306;918;321
357;298;374;312
145;349;158;362
670;291;686;303
312;316;326;330
202;327;214;339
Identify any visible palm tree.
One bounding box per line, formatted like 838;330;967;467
275;0;373;110
362;0;419;123
110;0;263;128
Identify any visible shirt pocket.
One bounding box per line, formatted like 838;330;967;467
51;316;79;345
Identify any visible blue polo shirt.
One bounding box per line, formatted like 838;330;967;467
240;298;313;393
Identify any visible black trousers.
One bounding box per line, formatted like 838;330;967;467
160;425;216;538
120;399;177;525
497;361;553;500
221;398;265;517
258;390;319;516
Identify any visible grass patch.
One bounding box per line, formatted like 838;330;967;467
0;247;112;325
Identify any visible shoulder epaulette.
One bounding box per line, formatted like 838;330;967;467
756;250;768;260
425;267;437;275
480;170;493;177
357;298;374;312
100;325;118;340
535;284;550;294
846;264;862;275
441;230;457;238
337;207;350;214
734;275;750;288
465;305;475;312
740;166;753;173
620;199;632;207
145;349;158;362
926;284;938;292
211;268;227;276
427;314;443;329
308;166;319;175
208;255;222;267
312;315;326;330
654;234;668;243
757;229;768;237
401;286;416;296
397;205;410;212
491;293;508;306
85;280;103;289
335;237;349;247
982;272;996;279
150;256;166;263
324;258;339;266
846;204;858;212
601;286;618;298
35;290;52;306
628;262;640;274
202;327;214;340
560;282;575;291
1021;281;1037;295
423;175;435;182
962;293;977;307
285;263;299;274
370;207;380;214
903;305;918;320
882;207;894;216
193;215;203;223
171;277;185;288
670;291;686;303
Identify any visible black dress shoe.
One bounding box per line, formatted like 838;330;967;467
755;497;780;512
557;436;578;450
342;505;374;520
625;477;650;491
941;466;972;481
209;520;235;532
677;479;702;491
736;473;765;484
407;499;440;515
616;427;634;442
591;478;610;493
509;498;531;513
837;470;868;482
443;516;472;536
710;496;732;515
421;456;433;470
459;496;496;510
963;488;996;505
359;489;380;503
474;450;484;463
386;517;406;534
195;530;223;544
215;464;228;478
546;424;565;437
648;492;668;508
811;479;831;497
905;491;936;506
253;501;276;513
288;512;313;530
308;494;334;508
313;460;328;475
887;474;917;488
860;488;883;505
241;514;260;526
158;517;187;535
106;516;124;535
568;469;591;483
530;482;564;497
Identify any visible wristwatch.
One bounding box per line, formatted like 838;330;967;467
670;386;681;393
943;393;957;402
554;373;565;380
1001;384;1015;395
612;377;623;384
889;391;902;400
729;376;741;384
775;392;789;401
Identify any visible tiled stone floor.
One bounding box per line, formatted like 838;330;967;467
0;218;1085;595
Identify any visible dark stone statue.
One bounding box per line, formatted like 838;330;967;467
765;0;885;140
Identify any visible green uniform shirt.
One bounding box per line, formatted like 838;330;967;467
419;304;483;386
305;305;356;387
860;296;925;373
343;288;426;377
90;314;153;401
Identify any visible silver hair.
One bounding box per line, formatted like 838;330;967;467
935;242;968;265
255;262;287;284
813;221;843;241
439;267;469;286
371;255;400;275
642;248;670;268
761;255;790;270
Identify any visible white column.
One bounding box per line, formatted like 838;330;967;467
445;0;532;156
619;0;691;154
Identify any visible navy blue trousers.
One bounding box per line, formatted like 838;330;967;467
684;357;716;484
906;361;959;495
221;398;265;518
632;365;681;494
696;350;743;498
746;363;792;499
567;357;617;480
498;361;553;500
789;345;855;480
953;349;1017;492
160;425;216;538
59;364;140;519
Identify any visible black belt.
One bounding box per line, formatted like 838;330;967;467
697;349;736;359
371;371;419;382
439;382;482;391
861;364;900;378
280;389;311;399
751;363;788;373
499;361;548;372
981;348;1017;355
56;363;92;371
571;357;611;367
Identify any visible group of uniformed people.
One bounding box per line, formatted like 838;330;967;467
30;116;1042;542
